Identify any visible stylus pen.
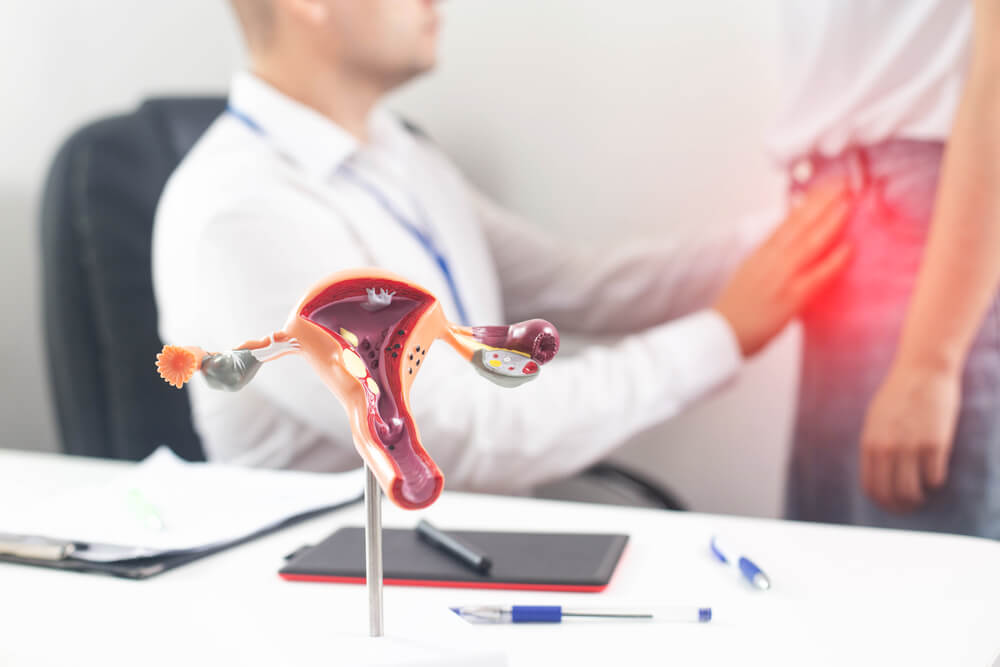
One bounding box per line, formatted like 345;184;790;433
451;605;712;624
416;519;492;574
710;535;771;591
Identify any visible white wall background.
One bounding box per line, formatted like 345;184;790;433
0;1;795;517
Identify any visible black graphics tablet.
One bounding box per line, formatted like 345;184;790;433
280;526;629;592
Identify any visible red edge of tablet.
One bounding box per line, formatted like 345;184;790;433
280;539;629;592
277;573;610;592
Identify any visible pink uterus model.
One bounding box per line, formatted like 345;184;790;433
157;269;559;510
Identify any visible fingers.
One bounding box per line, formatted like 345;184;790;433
771;183;851;306
922;446;951;489
893;453;925;512
786;182;845;226
770;182;846;249
790;242;852;304
792;196;850;267
864;446;943;514
862;448;897;512
859;370;959;513
862;438;948;513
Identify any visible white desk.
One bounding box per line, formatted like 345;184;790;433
1;450;998;666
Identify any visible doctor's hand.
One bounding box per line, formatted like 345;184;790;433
860;364;960;513
713;184;851;357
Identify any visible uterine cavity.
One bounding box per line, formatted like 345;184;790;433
304;295;438;504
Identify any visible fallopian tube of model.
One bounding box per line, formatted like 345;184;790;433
155;269;560;510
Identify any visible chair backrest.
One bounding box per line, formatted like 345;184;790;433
40;97;226;460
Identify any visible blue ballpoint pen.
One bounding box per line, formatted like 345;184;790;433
451;605;712;624
710;535;771;590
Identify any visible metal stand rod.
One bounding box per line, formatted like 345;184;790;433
364;465;384;637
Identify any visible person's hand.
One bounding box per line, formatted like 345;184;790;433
860;364;961;512
713;184;851;357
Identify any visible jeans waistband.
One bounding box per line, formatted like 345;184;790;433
789;139;944;196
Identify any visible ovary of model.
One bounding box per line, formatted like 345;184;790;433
156;269;559;510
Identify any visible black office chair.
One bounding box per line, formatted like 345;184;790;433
39;97;686;509
40;97;226;461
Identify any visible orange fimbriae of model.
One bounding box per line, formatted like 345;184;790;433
156;269;559;510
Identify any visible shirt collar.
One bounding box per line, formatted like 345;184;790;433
228;71;416;178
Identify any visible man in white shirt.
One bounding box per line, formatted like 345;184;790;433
153;0;847;495
775;0;1000;538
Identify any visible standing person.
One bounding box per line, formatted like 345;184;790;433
778;0;1000;537
153;0;849;493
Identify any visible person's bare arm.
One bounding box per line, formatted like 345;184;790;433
860;0;1000;512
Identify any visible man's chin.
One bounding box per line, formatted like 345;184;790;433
413;48;438;75
389;59;437;88
416;58;437;77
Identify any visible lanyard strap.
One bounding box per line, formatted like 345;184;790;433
337;164;470;325
224;105;471;325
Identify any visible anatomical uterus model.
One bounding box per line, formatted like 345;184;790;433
156;269;559;510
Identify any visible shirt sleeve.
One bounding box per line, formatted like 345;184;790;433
473;186;779;334
408;307;743;493
180;192;744;493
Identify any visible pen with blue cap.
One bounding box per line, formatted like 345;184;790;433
710;535;771;590
451;605;711;624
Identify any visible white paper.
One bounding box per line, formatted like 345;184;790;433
3;446;364;561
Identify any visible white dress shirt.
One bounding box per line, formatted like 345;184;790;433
153;72;758;494
769;0;970;164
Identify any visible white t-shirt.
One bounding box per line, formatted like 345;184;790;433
152;73;762;494
768;0;971;164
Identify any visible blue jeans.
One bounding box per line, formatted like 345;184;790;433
785;139;1000;538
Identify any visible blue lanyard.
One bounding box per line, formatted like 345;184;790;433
225;104;471;325
336;164;470;325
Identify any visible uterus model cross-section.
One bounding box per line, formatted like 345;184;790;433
156;269;560;510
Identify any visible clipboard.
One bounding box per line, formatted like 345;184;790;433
0;502;360;580
280;526;629;592
0;446;365;580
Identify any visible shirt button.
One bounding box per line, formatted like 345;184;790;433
791;158;813;185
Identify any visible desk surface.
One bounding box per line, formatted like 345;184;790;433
1;450;998;667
